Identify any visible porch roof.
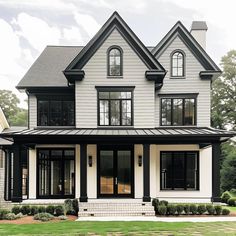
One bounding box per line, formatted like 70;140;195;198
1;127;235;144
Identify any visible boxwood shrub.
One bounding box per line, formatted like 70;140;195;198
0;209;10;220
159;200;168;206
72;199;79;213
176;204;184;215
214;205;222;215
190;204;197;215
227;198;236;206
197;205;206;215
21;205;31;215
38;206;46;213
45;205;55;215
157;205;167;215
206;204;215;215
221;191;232;204
167;204;176;215
11;206;21;215
183;204;190;215
55;205;64;216
30;206;39;216
222;208;230;215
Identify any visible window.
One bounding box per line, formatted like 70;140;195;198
171;51;184;77
38;98;75;126
38;149;75;198
98;91;132;126
161;97;196;126
161;151;199;190
108;47;122;76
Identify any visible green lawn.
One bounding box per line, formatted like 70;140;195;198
225;206;236;213
0;221;236;235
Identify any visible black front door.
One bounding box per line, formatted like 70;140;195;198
98;146;134;198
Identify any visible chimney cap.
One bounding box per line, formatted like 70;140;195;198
191;21;208;31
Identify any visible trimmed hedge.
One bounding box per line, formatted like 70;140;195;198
0;209;10;220
222;208;230;215
227;198;236;206
197;205;206;215
46;205;55;215
221;191;232;204
157;205;167;215
55;205;64;216
214;205;222;215
11;206;21;215
30;206;39;216
190;204;197;215
206;204;215;215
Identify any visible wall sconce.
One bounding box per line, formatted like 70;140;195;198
138;155;142;167
88;155;93;167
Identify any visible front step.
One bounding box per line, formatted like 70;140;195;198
78;202;155;217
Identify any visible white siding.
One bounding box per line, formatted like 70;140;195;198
155;35;211;127
76;28;155;128
29;94;37;128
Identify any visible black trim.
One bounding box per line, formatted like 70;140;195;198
211;142;221;202
158;93;199;98
107;45;123;76
95;86;135;91
170;49;185;78
63;70;85;85
143;144;150;202
80;144;88;202
26;87;75;95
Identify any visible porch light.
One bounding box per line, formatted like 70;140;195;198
138;155;142;167
88;155;93;167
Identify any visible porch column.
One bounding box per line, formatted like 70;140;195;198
12;144;22;202
212;142;221;202
80;144;88;202
143;144;151;202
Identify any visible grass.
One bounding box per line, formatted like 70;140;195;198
225;206;236;213
0;221;236;235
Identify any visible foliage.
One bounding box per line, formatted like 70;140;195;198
46;205;55;215
221;191;232;203
8;108;28;126
206;204;215;215
222;208;230;215
167;204;176;215
5;213;17;220
197;205;206;215
214;205;222;215
55;205;64;216
30;206;39;216
58;215;68;220
11;206;21;215
183;204;190;215
227;198;236;206
38;206;46;213
189;204;197;215
21;205;31;215
211;50;236;130
72;199;79;214
0;209;10;220
64;199;74;215
159;200;168;206
176;204;184;215
34;213;54;222
157;205;167;215
230;188;236;196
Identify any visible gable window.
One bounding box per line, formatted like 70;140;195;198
161;151;199;190
161;96;196;126
98;89;133;126
38;97;75;126
108;46;122;76
171;50;184;77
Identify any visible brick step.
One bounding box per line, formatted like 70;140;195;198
79;202;152;208
80;206;154;212
78;211;155;217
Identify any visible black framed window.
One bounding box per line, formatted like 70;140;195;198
171;51;184;77
98;91;132;126
161;97;196;126
160;151;199;190
108;46;122;76
37;149;75;198
38;98;75;126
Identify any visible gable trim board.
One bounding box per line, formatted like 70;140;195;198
63;12;166;87
152;21;221;80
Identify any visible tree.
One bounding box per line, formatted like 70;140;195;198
211;50;236;130
0;90;27;126
221;141;236;192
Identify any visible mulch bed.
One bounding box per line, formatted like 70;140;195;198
0;215;77;224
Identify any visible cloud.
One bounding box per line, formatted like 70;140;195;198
62;26;84;45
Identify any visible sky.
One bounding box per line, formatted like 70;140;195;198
0;0;235;108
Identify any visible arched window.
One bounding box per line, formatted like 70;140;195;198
108;46;122;76
171;51;184;77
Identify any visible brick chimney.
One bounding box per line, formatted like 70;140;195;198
190;21;208;50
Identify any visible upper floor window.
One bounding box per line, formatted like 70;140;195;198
108;46;122;76
171;50;184;77
38;97;75;126
98;89;133;126
161;96;196;126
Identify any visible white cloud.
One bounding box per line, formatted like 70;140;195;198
62;26;84;45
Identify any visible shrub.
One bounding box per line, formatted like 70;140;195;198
157;205;167;215
72;199;79;214
176;204;184;215
230;188;236;196
5;213;17;220
197;205;206;215
167;204;176;215
0;209;10;220
11;206;21;215
152;198;159;213
46;205;55;215
38;206;46;213
214;205;222;215
206;204;215;215
227;198;236;206
55;205;64;216
222;208;230;215
30;206;39;216
15;213;23;219
221;191;232;204
159;200;168;206
58;215;68;220
190;204;197;215
21;205;31;215
64;199;74;215
34;213;54;222
183;204;190;215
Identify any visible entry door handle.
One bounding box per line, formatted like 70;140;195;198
115;177;118;185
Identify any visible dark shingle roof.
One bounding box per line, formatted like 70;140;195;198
17;46;83;89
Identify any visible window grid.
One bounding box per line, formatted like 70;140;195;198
108;47;122;76
171;51;184;77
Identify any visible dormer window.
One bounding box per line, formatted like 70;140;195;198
107;46;122;76
171;50;185;78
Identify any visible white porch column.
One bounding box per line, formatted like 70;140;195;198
75;145;80;199
28;149;36;199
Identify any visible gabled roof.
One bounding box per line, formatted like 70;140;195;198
63;12;166;86
17;46;83;89
152;21;221;73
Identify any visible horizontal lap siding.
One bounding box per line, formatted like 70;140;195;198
29;94;37;128
155;36;211;127
76;29;155;128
